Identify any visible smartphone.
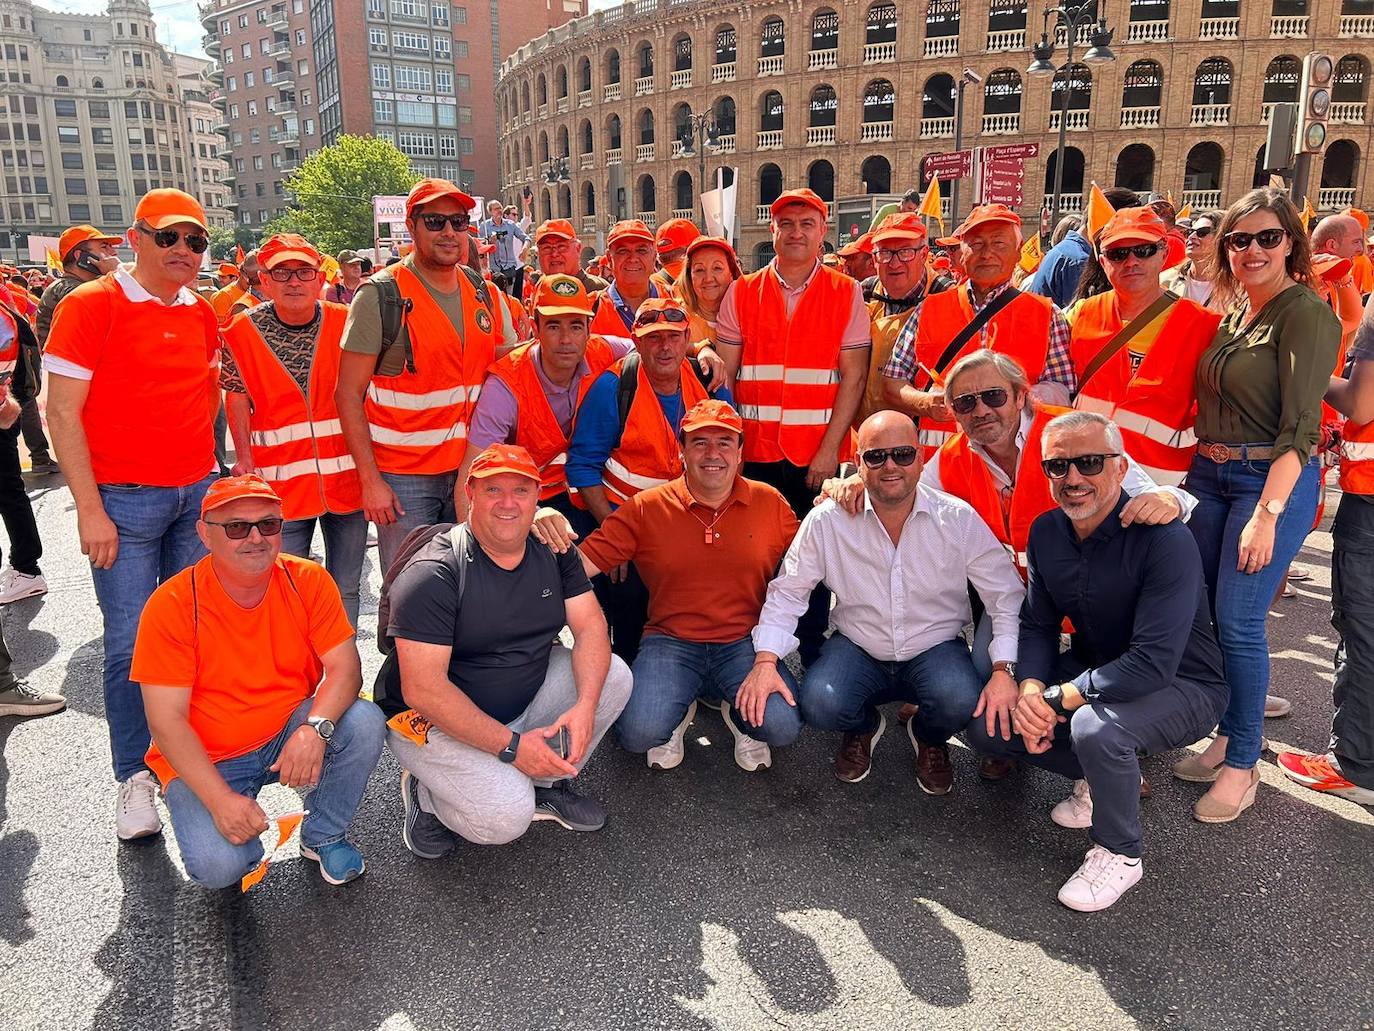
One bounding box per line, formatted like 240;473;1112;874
554;725;571;761
522;185;533;200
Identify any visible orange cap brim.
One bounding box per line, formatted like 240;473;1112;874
261;249;321;269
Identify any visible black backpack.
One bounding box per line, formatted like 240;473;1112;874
613;351;713;446
371;265;497;376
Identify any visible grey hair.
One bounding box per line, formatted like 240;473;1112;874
1041;410;1125;454
943;350;1030;400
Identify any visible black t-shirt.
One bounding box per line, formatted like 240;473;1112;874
387;529;592;723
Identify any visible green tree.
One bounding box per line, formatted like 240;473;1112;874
280;135;418;255
208;225;259;259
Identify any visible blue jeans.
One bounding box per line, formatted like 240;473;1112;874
281;510;368;630
1185;452;1320;769
616;634;803;751
163;697;386;889
799;633;983;745
376;470;456;574
92;474;216;781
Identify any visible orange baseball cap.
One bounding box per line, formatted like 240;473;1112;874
656;217;700;254
466;443;540;483
684;236;741;278
258;233;322;270
134;188;208;232
953;203;1021;238
871;213;929;247
606;219;656;249
632;296;690;337
1344;207;1370;233
57;224;123;263
680;398;743;436
1098;207;1169;250
217;262;240;277
770;188;829;221
405;177;475;218
838;232;875;258
533;273;594;316
534;219;579;244
201;474;282;516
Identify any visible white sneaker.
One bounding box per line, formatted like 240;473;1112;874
116;771;163;841
647;701;697;771
1057;845;1143;912
0;570;46;605
720;705;773;772
1051;779;1094;829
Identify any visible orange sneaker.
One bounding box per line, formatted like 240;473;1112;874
1276;751;1374;804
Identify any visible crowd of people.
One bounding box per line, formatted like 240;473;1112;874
1;170;1372;913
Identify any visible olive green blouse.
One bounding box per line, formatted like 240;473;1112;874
1193;282;1340;465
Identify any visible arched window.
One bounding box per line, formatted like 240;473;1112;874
1051;63;1092;110
1335;55;1369;122
866;3;897;45
556;65;568;99
923;73;956;119
760;17;785;58
863;79;894;124
521;81;530;112
1192;57;1232;105
715;24;737;65
758;162;783;205
673;103;693;146
1121;60;1162;109
607;114;622;150
1252;143;1270;189
55;75;69;87
541;188;552;222
1044;146;1086;201
1115;143;1155;191
91;77;104;89
754;242;775;270
578;57;592;93
811;8;839;52
556;125;570;158
536;73;547;107
1321;139;1360;192
674;170;693;210
1129;0;1170;35
672;32;692;71
988;0;1028;33
637;41;654;79
809;84;837;127
538;131;549;163
579;119;593;155
638;174;656;216
807;159;835;202
558;184;571;219
861;155;891;194
1185;141;1224;192
1263;56;1301;105
583;181;596;217
760;90;784;131
606;49;621;85
523;138;532;168
638;108;655;145
714;96;736;136
926;0;960;42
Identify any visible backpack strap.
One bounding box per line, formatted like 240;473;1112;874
613;352;712;447
372;273;415;375
914;287;1022;391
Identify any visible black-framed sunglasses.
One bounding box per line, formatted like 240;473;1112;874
1041;453;1121;479
1223;228;1288;252
202;517;284;539
1102;242;1163;264
634;308;689;328
859;445;919;468
417;213;471;232
266;267;320;283
136;224;209;254
950;388;1010;415
875;245;925;265
1187;225;1215;239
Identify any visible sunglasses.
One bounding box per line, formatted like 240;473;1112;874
875;246;925;265
1223;228;1288;252
202;517;284;539
266;267;320;283
137;225;209;254
1041;453;1121;478
859;445;919;468
950;387;1010;415
1187;225;1215;239
417;213;471;232
1102;242;1163;264
634;308;689;328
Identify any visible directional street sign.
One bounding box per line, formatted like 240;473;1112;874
977;154;1027;206
983;142;1041;161
923;149;974;182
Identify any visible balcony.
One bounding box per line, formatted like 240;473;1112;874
1340;14;1374;37
635;142;655;161
207;63;224;84
669;69;692;90
1054;23;1092;45
537;103;548;118
635;210;657;228
981;112;1020;135
277;101;297;115
920;116;955;139
757;55;783;76
276;75;295;92
212;119;230;135
756;204;771;224
1320;187;1358;210
1048;109;1090;131
581;215;597;235
863;41;895;63
1120;106;1160;129
860;119;893;142
670;207;693;221
711;61;735;83
604;82;621;102
805;125;836;146
579;152;594;170
1270;15;1307;37
202;34;221;56
1190;103;1230;126
756;129;783;149
1332;102;1367;124
670;139;688;159
986;29;1025;51
1199;17;1239;40
270;40;290;57
556;96;568;113
924;34;958;58
606;146;622;164
634;75;653;96
808;48;838;71
1054;194;1084;215
1181;189;1221;210
220;171;236;184
715;133;736;153
578;89;592;107
1126;19;1168;42
198;3;218;30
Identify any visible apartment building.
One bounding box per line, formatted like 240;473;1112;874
176;51;233;227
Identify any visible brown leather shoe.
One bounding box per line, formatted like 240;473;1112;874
834;712;886;783
977;755;1015;781
896;703;918;724
913;733;954;796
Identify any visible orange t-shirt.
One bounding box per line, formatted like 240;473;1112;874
44;273;220;487
578;475;799;643
130;554;355;786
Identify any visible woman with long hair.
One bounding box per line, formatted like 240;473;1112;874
675;236;741;350
1161;210;1225;311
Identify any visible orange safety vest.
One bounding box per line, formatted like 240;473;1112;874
857;294;918;429
0;305;19;379
913;285;1054;455
938;403;1065;578
222;303;362;521
588;289;637;338
1069;292;1220;487
591;355;708;506
487;336;616;500
732;264;852;465
364;264;500;475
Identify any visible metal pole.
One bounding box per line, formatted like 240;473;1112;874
1290;151;1313;208
1049;15;1075;231
952;79;965;224
698;116;707;230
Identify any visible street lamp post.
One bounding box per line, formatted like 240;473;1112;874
1027;3;1116;230
951;68;982;226
678;108;719;231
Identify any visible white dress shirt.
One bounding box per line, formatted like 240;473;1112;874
753;483;1025;664
922;407;1197;519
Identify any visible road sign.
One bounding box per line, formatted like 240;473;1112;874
983;142;1040;161
978;155;1027;206
923;149;974;182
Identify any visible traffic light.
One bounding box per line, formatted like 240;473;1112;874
1296;52;1334;155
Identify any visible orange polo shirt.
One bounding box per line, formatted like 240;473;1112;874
578;474;799;643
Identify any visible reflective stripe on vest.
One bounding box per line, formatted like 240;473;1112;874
1075;392;1198;449
597;356;708;506
1340;420;1374;494
367;422;467;447
604;455;669;494
367;383;482;410
251;418;343;448
256;453;358;481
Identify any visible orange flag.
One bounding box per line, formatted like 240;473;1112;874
1301;196;1317;232
240;810;306;893
1085;182;1114;242
1176;203;1193;222
1018;232;1043;274
919;174;945;233
235;244;246;264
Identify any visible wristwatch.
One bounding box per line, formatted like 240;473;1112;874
498;730;521;764
306;715;335;742
993;661;1016;679
1041;684;1070;717
1256;498;1286;516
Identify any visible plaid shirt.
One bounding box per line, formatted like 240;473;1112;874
880;281;1077;395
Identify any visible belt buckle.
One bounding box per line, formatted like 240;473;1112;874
1202;442;1231;464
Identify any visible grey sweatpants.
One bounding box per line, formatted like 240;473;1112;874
387;646;633;845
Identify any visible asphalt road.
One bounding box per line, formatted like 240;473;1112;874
2;474;1372;1031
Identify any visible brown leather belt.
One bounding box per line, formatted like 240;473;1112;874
1197;442;1276;463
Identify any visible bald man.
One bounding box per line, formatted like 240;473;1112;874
1313;214;1367;263
744;411;1025;793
